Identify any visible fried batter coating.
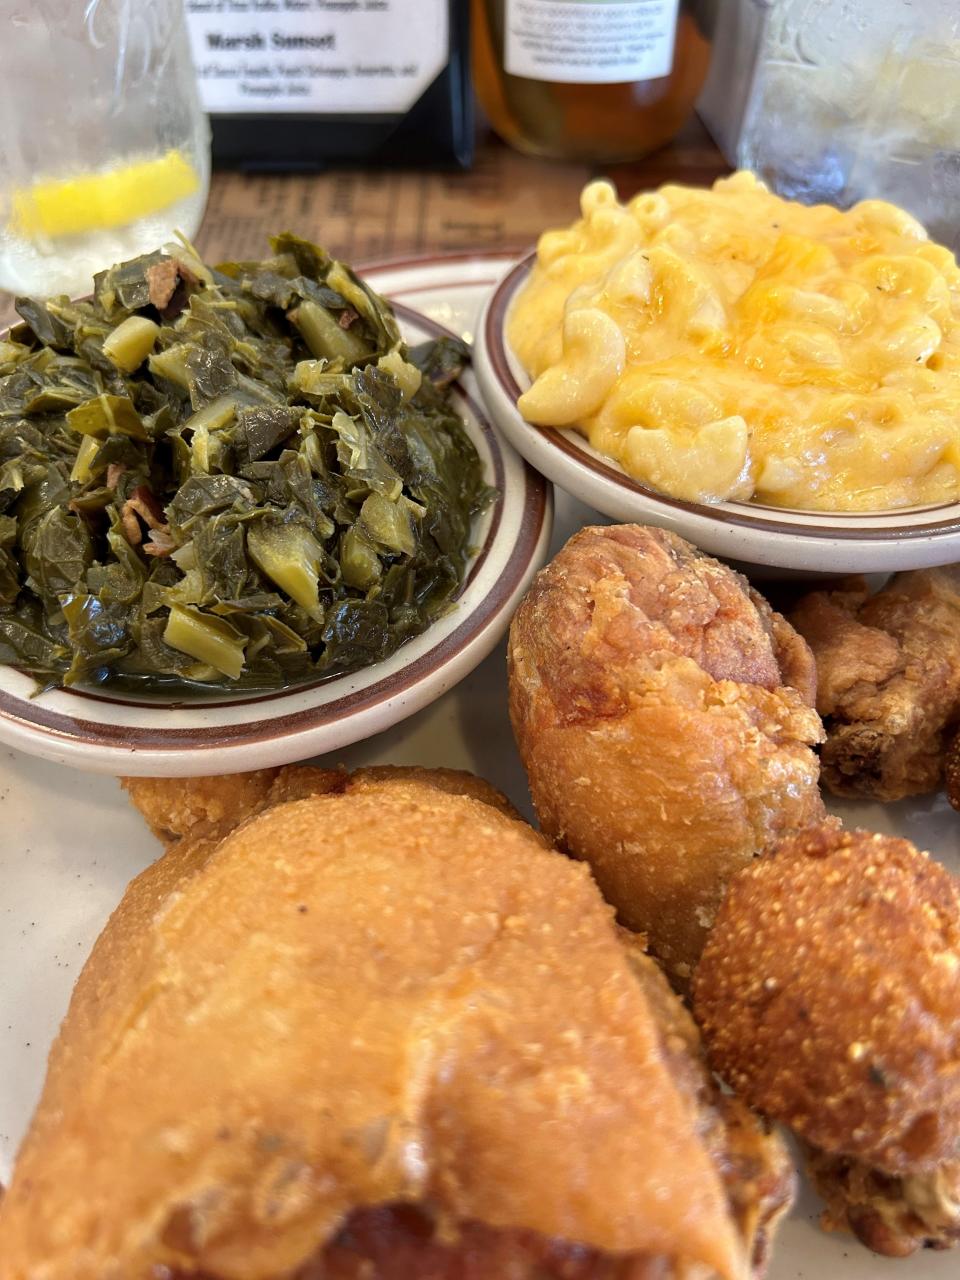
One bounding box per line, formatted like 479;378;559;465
121;768;339;845
619;940;795;1277
693;824;960;1256
122;765;522;850
805;1145;960;1258
790;567;960;801
0;767;791;1280
947;728;960;811
508;524;825;980
288;1206;677;1278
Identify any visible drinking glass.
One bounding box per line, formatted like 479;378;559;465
0;0;210;297
737;0;960;250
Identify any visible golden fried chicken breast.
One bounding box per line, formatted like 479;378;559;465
693;824;960;1257
790;567;960;801
508;524;825;980
0;766;792;1280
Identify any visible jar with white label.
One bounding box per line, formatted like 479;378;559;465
472;0;714;162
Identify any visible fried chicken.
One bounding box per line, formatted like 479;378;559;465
508;524;825;981
122;764;523;848
947;728;960;811
693;824;960;1257
0;765;793;1280
789;567;960;801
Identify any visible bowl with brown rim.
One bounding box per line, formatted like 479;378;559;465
474;250;960;576
0;302;552;775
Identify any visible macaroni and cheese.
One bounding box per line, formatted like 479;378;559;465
508;172;960;511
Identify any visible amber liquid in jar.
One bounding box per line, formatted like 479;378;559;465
472;0;712;162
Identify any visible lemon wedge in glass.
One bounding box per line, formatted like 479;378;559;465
10;150;200;240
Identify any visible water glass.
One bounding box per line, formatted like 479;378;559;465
737;0;960;250
0;0;210;298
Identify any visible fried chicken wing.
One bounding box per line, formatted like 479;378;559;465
790;567;960;801
508;524;825;980
0;766;792;1280
693;824;960;1257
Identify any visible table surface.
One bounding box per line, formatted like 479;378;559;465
0;119;728;326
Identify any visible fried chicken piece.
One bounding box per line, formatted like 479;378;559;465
122;765;522;848
292;1207;677;1278
508;524;825;981
0;767;792;1280
618;938;795;1278
790;567;960;801
122;768;316;845
693;824;960;1257
947;728;960;811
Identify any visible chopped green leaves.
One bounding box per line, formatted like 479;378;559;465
0;234;491;691
66;394;148;440
290;299;370;364
102;316;159;373
247;520;324;618
164;603;247;679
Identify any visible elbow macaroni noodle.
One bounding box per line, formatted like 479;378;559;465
507;172;960;511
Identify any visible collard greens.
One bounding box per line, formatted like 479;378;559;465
0;234;492;692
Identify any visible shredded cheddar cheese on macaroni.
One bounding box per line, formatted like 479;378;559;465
508;172;960;511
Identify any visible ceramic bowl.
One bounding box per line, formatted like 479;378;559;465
0;303;552;775
474;250;960;575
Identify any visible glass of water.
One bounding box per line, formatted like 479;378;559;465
0;0;210;298
737;0;960;250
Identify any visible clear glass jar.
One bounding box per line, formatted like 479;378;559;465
472;0;714;163
737;0;960;250
0;0;210;297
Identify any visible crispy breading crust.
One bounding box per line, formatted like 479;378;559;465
121;766;523;849
790;568;960;801
805;1145;960;1256
693;824;960;1175
280;1206;681;1278
121;769;336;844
619;939;796;1278
946;727;960;811
1;767;773;1280
508;524;825;980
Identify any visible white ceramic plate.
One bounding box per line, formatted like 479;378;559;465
1;255;957;1280
474;250;960;575
0;292;552;775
